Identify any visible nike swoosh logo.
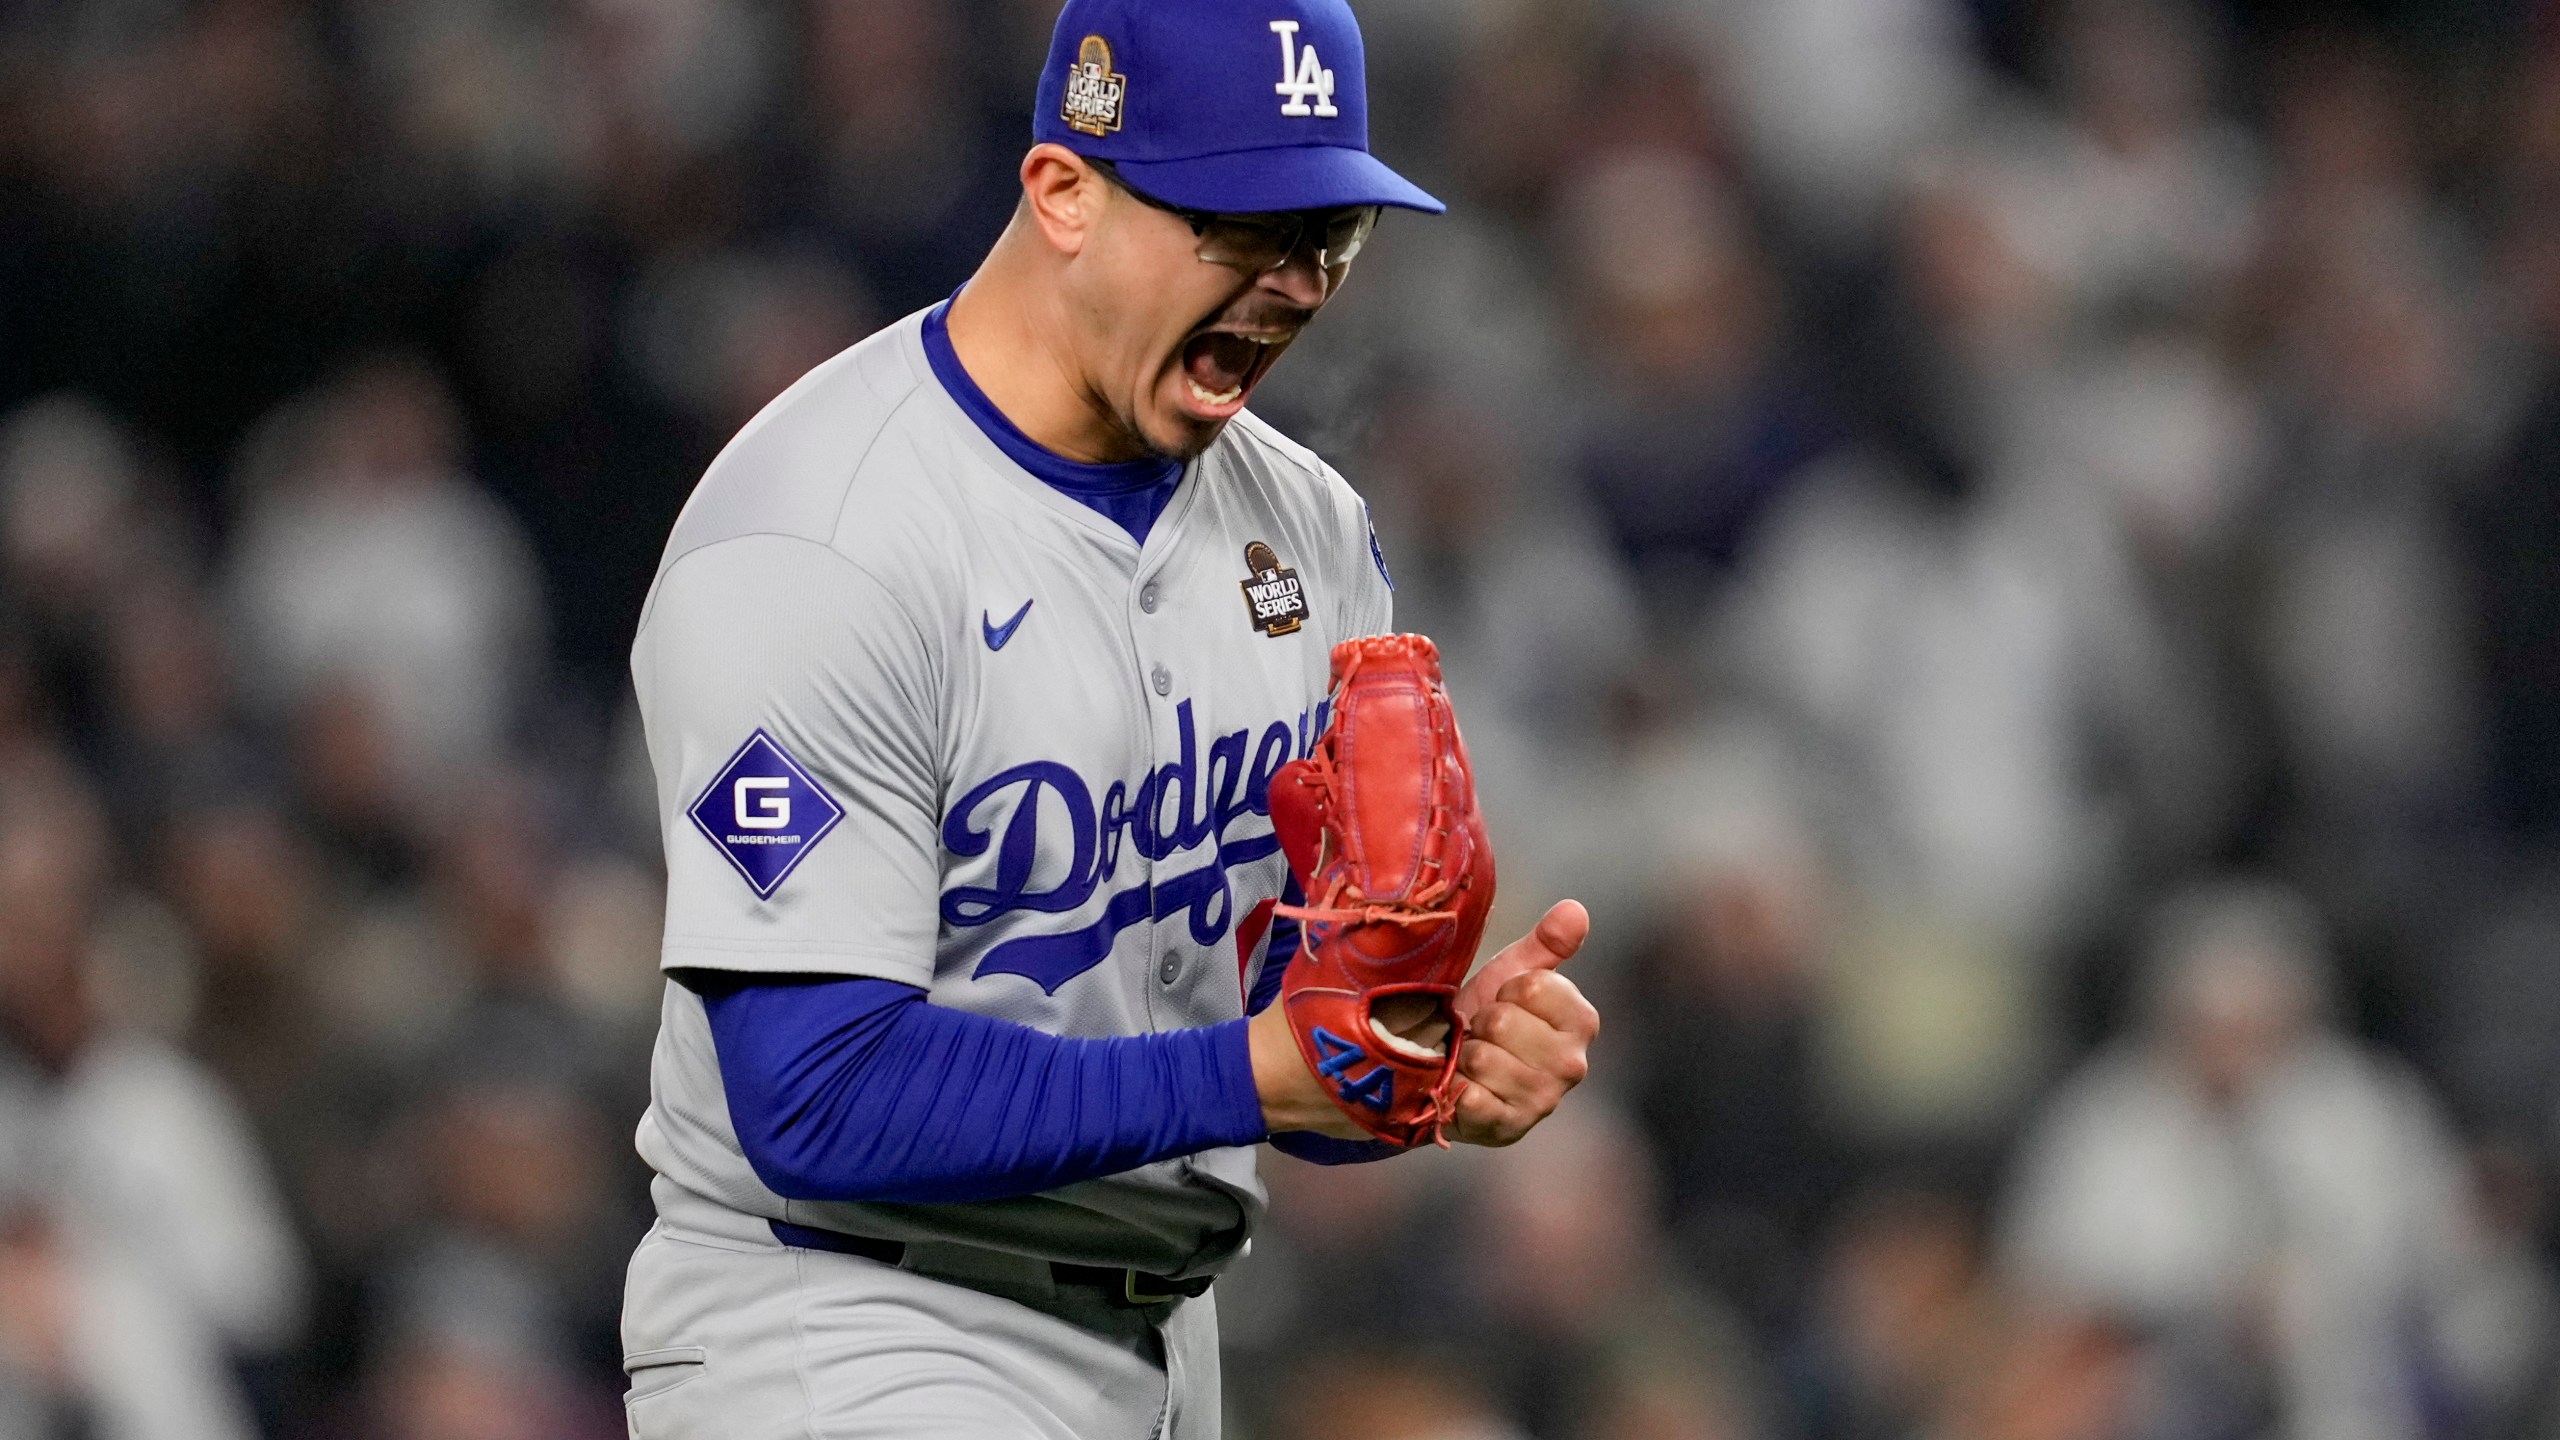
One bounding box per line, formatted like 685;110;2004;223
982;599;1033;651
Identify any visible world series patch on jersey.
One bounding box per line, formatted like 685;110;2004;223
627;304;1392;1279
1240;541;1308;637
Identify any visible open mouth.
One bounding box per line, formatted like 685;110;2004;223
1179;329;1286;414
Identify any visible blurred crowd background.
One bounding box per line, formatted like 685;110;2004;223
3;0;2560;1435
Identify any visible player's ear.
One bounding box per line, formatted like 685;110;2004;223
1020;144;1103;257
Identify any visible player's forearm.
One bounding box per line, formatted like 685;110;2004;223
1245;1017;1442;1159
1247;1001;1370;1139
1243;880;1384;1151
699;974;1269;1204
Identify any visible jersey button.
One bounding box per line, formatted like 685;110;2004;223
1158;952;1184;986
1151;663;1171;696
1139;583;1159;613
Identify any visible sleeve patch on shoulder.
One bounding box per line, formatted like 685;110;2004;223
688;730;847;898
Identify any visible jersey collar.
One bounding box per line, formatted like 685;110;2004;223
921;298;1184;500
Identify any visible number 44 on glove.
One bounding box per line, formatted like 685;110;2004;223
1269;633;1495;1149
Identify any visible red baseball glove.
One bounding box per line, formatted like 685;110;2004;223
1269;634;1496;1148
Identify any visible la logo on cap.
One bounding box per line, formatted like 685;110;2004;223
1270;21;1338;118
1061;35;1126;137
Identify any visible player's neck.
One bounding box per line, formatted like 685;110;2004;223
944;250;1148;466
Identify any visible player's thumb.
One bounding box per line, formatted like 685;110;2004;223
1524;899;1590;969
1457;900;1589;1017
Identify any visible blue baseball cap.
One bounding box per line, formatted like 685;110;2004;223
1032;0;1445;216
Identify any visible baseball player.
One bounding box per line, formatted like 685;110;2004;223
618;1;1601;1436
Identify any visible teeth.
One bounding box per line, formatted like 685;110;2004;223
1182;331;1283;410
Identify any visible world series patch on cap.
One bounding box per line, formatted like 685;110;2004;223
690;730;845;899
1061;35;1127;137
1031;0;1444;216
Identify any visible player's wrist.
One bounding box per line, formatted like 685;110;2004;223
1247;1004;1367;1139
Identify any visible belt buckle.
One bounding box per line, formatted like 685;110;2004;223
1121;1269;1207;1306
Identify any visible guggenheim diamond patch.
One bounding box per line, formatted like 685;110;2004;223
689;730;845;899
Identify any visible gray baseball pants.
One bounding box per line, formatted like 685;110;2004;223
619;1195;1219;1440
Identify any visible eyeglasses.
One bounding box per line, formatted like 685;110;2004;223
1091;159;1379;275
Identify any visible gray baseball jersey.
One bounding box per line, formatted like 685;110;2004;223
629;306;1392;1281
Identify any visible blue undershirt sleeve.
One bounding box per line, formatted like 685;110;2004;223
696;974;1271;1204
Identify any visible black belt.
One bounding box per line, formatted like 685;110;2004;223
770;1220;1213;1306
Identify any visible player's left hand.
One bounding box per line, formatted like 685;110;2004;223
1445;900;1597;1147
